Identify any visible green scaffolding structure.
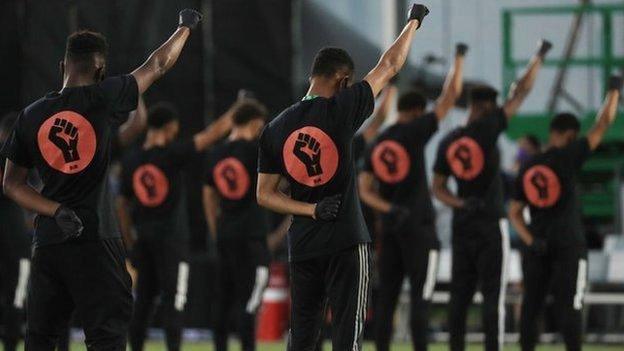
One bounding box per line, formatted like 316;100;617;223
502;4;624;225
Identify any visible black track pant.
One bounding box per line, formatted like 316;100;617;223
288;243;372;351
0;254;29;351
520;246;587;351
129;227;189;351
375;225;439;351
26;238;133;351
213;239;269;351
449;219;510;351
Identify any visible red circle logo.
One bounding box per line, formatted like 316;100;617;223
132;164;169;207
282;126;339;187
213;157;250;200
37;111;97;174
371;140;410;183
523;165;561;208
446;136;484;180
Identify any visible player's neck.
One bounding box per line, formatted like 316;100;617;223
62;73;97;89
396;113;414;124
306;78;336;99
229;127;254;141
143;130;168;149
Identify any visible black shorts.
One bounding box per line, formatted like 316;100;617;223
26;238;132;351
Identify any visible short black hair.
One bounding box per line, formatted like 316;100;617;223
522;134;541;150
550;112;580;133
233;100;268;126
147;102;179;129
65;30;108;68
469;85;499;105
397;90;427;112
311;47;354;77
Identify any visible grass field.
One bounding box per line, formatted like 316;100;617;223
35;342;624;350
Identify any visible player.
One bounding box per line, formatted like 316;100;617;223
256;4;430;350
431;39;552;351
0;113;30;351
202;99;270;351
359;42;467;351
509;75;622;351
1;9;202;350
117;99;235;351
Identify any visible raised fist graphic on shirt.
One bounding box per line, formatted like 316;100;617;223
380;147;398;175
293;132;323;177
454;144;473;171
221;165;238;191
140;171;158;199
48;118;80;163
530;171;549;199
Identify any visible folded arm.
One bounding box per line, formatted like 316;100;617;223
257;173;316;218
2;160;59;216
431;173;464;209
358;171;391;213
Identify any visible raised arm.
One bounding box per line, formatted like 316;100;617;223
202;185;220;242
433;43;468;120
364;4;429;97
503;39;552;119
358;171;392;213
131;9;202;94
361;85;397;142
193;103;236;152
117;95;147;148
586;75;622;150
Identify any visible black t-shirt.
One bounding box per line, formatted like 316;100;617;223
1;75;138;247
362;112;438;230
119;140;195;227
204;139;268;241
258;81;375;261
0;156;30;256
514;138;591;247
434;108;507;226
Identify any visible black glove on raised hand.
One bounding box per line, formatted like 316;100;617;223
408;4;429;28
456;43;469;56
179;9;202;30
537;39;553;58
462;197;485;214
608;75;623;91
54;205;83;240
314;194;342;221
388;205;411;232
529;237;548;256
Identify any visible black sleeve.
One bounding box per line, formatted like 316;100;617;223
119;161;134;199
433;137;451;176
258;126;280;174
564;137;591;172
98;75;139;124
0;114;33;168
408;111;439;143
169;140;198;168
332;81;375;132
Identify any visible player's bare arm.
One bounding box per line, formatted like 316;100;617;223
193;102;238;152
587;75;622;150
508;200;534;245
118;95;147;148
503;39;552;118
3;160;59;216
364;5;429;97
361;85;397;142
131;9;202;94
431;172;465;209
257;173;316;218
202;185;220;242
115;195;135;249
433;43;467;120
358;171;392;213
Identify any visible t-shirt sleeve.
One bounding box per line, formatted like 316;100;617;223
564;137;591;172
408;111;439;142
0;114;33;168
257;126;280;174
433;138;451;176
169;140;198;168
333;81;375;132
98;75;139;124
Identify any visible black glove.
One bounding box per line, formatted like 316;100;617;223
54;205;83;240
608;75;623;91
179;9;202;30
314;194;342;221
462;197;485;214
529;237;548;256
388;205;410;232
408;4;429;28
537;39;553;58
456;43;469;56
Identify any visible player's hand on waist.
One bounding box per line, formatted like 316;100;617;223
313;194;342;221
54;205;84;240
461;197;485;213
528;237;548;256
